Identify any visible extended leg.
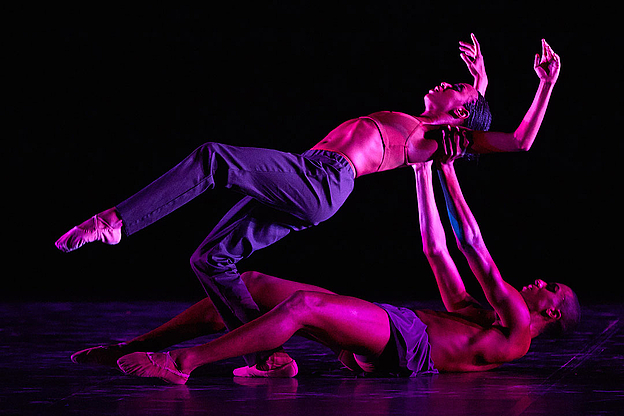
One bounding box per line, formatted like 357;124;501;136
118;291;391;384
56;143;353;253
71;271;336;367
131;271;336;347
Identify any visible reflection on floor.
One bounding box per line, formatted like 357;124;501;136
1;301;622;415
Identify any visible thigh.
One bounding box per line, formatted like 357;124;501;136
295;292;391;358
214;144;353;225
243;271;337;312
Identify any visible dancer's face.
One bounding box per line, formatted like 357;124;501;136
424;82;478;116
520;279;570;315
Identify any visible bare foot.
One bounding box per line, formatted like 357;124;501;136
55;208;122;252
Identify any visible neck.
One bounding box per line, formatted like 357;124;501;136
530;317;546;339
418;111;457;131
528;307;548;339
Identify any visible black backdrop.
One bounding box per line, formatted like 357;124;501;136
8;3;620;303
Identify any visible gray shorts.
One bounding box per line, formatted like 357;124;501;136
350;303;438;376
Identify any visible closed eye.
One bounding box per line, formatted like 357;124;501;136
546;283;560;293
452;83;465;92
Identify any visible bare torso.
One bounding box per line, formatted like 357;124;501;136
415;308;519;372
311;111;438;177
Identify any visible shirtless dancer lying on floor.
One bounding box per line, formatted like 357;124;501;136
71;130;581;384
57;36;560;373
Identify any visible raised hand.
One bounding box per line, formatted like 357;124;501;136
534;39;560;84
459;33;487;96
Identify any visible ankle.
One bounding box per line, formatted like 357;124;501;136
170;349;194;375
98;207;123;228
256;351;293;370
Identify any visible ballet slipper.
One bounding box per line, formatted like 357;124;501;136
117;352;190;385
55;214;122;253
233;352;298;378
70;342;129;368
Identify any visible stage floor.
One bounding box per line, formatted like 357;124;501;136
1;301;622;415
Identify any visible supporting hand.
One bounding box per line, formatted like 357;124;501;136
437;126;470;166
459;33;488;96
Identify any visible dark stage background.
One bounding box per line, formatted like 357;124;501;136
8;3;620;303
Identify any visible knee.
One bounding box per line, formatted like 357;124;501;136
196;141;217;155
283;290;325;317
192;142;224;170
189;249;204;272
189;248;233;279
241;271;260;290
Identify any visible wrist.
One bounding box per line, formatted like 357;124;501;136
412;161;433;172
438;162;456;175
539;79;555;89
473;75;488;96
475;73;488;83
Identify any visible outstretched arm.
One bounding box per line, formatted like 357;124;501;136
413;156;481;312
459;33;488;96
470;39;560;153
436;129;531;359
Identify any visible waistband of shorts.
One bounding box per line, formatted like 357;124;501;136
302;148;356;179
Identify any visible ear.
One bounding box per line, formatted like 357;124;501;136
452;106;470;120
545;308;562;321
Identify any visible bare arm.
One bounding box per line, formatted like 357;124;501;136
459;33;488;97
470;39;560;153
413;159;480;312
436;129;531;358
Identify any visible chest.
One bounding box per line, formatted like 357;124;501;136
405;128;438;164
418;311;502;372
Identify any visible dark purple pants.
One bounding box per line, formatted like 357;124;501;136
116;143;354;365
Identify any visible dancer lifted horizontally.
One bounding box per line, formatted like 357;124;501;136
73;127;579;384
56;36;560;375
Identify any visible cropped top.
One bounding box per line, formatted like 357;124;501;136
311;111;437;177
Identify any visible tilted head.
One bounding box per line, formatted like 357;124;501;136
521;279;581;338
423;82;492;131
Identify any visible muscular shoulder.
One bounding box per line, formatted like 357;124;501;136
457;305;530;364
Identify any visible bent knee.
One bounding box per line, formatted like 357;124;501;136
195;141;218;154
241;270;262;290
284;290;326;314
189;249;235;278
189;250;204;271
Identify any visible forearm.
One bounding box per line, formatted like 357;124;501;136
470;80;555;154
414;163;469;310
414;164;448;255
437;162;507;306
513;80;555;151
474;74;488;97
437;163;482;249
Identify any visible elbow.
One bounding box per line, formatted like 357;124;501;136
422;242;450;260
456;230;485;254
513;134;531;152
517;142;531;152
513;130;533;152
